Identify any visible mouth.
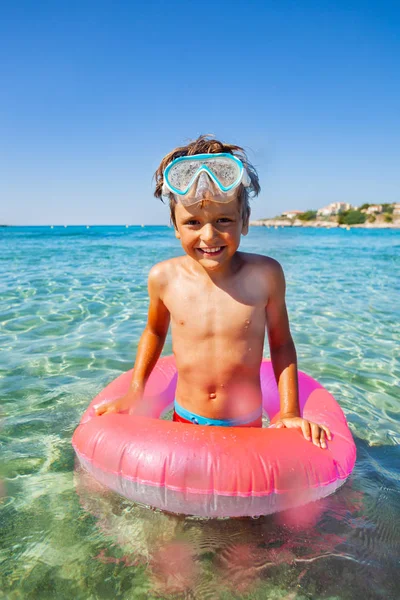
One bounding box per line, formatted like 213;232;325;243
196;246;225;257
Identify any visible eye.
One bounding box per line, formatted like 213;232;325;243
185;219;200;226
217;217;233;223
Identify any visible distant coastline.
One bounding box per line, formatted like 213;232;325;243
250;219;400;229
251;202;400;229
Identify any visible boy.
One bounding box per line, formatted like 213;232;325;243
96;136;331;448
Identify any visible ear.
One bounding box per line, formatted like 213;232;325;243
175;227;181;240
241;219;249;236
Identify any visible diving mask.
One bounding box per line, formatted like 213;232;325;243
162;153;251;206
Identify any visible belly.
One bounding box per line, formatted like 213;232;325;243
169;299;267;419
173;336;264;420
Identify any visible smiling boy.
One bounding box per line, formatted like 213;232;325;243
96;135;331;448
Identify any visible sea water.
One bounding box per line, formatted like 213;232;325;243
1;225;399;599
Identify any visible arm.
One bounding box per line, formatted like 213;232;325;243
96;264;170;415
265;261;331;448
265;260;299;417
129;264;171;392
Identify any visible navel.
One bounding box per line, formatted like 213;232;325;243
209;392;217;400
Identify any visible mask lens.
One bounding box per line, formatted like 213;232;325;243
168;161;200;193
202;157;241;188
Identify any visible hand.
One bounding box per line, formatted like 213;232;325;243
95;388;143;416
275;416;332;449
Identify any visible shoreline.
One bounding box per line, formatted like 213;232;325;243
250;219;400;229
2;222;399;230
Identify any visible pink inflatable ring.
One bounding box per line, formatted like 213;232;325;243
72;356;356;518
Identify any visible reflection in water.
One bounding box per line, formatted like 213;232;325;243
74;439;400;599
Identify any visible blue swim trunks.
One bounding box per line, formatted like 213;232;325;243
173;399;263;427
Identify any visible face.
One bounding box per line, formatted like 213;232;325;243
174;192;248;272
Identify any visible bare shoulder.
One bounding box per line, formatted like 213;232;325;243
238;252;284;282
238;253;286;307
148;257;185;295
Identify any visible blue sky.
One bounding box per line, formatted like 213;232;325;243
1;1;399;225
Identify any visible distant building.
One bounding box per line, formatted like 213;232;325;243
281;210;304;219
392;203;400;216
317;202;352;216
363;205;383;215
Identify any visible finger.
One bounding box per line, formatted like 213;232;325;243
96;403;116;416
320;428;327;449
95;405;105;416
275;421;284;429
322;425;332;441
301;420;311;441
311;423;321;447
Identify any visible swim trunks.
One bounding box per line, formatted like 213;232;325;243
173;400;263;428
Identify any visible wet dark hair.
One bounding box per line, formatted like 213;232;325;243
154;135;260;228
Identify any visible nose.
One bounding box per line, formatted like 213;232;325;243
200;223;217;243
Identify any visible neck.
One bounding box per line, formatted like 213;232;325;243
185;253;242;283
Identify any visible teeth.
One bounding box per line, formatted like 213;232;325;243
200;247;221;254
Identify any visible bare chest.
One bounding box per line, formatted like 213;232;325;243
164;281;267;340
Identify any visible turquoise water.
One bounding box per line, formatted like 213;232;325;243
1;225;399;599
